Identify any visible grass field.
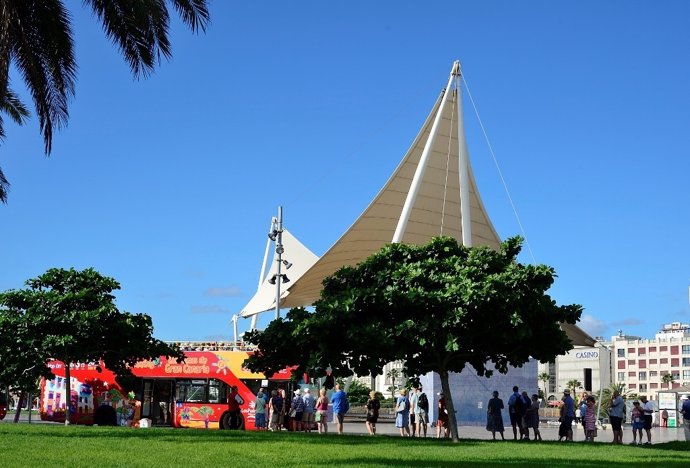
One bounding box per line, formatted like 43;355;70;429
2;424;689;467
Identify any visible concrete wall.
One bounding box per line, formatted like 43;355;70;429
420;359;538;427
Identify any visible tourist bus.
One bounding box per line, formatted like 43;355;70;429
39;345;293;429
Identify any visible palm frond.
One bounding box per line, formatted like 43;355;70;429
171;0;210;33
0;166;9;204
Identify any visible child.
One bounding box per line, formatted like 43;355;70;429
631;401;643;445
584;396;597;442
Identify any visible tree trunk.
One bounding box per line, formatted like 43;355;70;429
439;370;459;442
64;364;71;426
13;391;24;423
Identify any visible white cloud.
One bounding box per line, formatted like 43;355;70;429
578;314;608;337
191;305;232;314
610;317;642;327
204;285;242;297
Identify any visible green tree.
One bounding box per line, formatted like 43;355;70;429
0;0;210;203
245;236;582;441
598;382;637;420
538;372;551;397
0;267;184;425
566;379;582;395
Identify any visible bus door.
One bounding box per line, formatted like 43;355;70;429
141;379;174;425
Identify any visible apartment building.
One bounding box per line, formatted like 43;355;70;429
610;322;690;400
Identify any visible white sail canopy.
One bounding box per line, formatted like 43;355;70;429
282;72;500;309
239;228;319;318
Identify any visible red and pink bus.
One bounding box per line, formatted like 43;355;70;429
39;349;292;429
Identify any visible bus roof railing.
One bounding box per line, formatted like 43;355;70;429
166;341;258;352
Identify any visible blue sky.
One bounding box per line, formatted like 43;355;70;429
2;1;689;342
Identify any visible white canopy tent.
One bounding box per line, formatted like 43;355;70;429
238;60;594;347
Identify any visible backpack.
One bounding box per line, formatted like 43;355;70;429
418;392;429;411
513;394;525;414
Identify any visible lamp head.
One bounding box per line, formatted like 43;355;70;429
268;274;277;285
282;260;293;269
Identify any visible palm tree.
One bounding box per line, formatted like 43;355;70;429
538;372;551;396
598;382;637;420
0;85;30;203
0;0;210;203
386;368;402;394
661;373;675;388
566;379;582;395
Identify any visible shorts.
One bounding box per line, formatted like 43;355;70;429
335;413;345;424
610;416;622;431
417;410;428;425
270;412;282;426
255;413;266;428
293;411;303;422
410;413;416;424
509;412;523;427
632;420;643;430
303;412;314;424
643;415;652;430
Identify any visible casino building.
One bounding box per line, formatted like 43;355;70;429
538;345;613;402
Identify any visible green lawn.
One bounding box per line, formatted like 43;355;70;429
1;424;689;467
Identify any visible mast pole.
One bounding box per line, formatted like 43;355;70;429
274;206;284;320
392;61;460;243
251;217;276;330
456;61;472;247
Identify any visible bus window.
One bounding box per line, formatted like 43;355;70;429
176;380;208;403
208;379;227;404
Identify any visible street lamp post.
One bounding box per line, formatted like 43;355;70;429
274;206;284;320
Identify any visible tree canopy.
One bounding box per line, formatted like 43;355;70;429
245;236;583;441
0;267;183;424
0;0;211;203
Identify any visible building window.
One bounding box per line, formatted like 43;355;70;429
650;371;658;377
660;346;668;352
682;345;690;354
638;348;646;355
618;349;625;357
629;383;637;389
628;360;636;366
672;358;679;367
671;346;679;355
618;372;625;381
650;383;658;389
683;370;690;380
628;371;636;377
618;361;626;369
638;372;647;381
649;347;657;353
660;358;668;364
672;371;680;380
638;360;646;369
649;359;657;365
682;358;690;367
628;348;636;354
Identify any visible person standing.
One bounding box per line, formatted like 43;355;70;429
640;395;654;445
227;386;243;429
583;395;598;442
302;388;315;433
315;388;329;434
681;397;690;441
291;389;305;432
608;390;625;445
485;390;505;440
527;394;542;441
331;383;349;435
254;389;266;431
436;392;449;438
661;409;668;428
507;386;525;440
561;389;575;441
409;386;418;437
631;401;643;445
365;391;380;435
520;391;533;440
416;386;429;437
268;389;284;432
395;388;410;437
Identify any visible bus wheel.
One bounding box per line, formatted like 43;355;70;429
220;412;231;430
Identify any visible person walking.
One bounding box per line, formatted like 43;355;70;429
640;395;654;445
486;390;505;440
608;390;625;445
395;388;411;437
365;391;380;435
315;388;329;434
331;383;349;435
561;389;575;442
